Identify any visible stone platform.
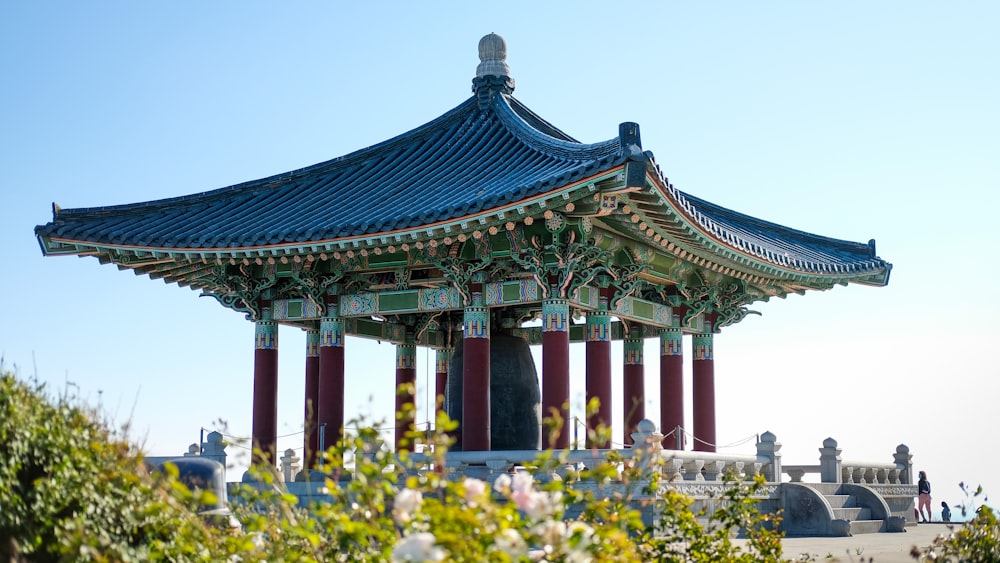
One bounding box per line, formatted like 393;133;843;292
734;522;959;562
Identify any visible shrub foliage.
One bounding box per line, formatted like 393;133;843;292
2;371;792;561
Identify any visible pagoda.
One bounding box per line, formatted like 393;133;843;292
35;34;891;469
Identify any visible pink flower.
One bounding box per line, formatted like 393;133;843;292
463;478;487;506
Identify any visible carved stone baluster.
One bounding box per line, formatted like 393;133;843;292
662;457;684;483
723;461;745;482
683;459;705;481
703;460;725;482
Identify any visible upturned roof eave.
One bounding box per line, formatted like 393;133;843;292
610;162;892;287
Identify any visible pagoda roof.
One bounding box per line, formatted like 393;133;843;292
37;93;626;250
35;36;891;292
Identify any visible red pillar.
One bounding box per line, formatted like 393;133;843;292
585;309;612;448
659;327;684;450
462;301;490;451
542;298;570;450
303;328;320;470
317;311;345;456
394;340;417;451
252;301;279;465
692;333;716;453
622;325;645;446
435;348;451;426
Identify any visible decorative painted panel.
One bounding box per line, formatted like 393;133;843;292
654;303;673;327
485;282;503;305
435;348;451;374
660;328;683;357
598;194;618;216
396;343;417;370
614;296;634;317
693;334;713;361
320;316;344;347
542;299;569;333
306;329;320;357
420;287;460;310
463;306;490;339
585;311;611;342
255;320;278;350
624;335;644;365
272;298;323;320
340;293;378;316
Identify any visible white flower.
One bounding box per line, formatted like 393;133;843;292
511;471;534;494
494;473;512;492
523;490;562;521
535;520;567;550
463;477;487;506
565;521;595;561
392;488;423;525
494;528;528;558
391;532;445;562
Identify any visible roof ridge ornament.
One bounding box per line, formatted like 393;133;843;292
472;33;515;100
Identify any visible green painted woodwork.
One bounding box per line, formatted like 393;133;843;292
502;282;524;303
632;300;654;320
380;291;419;313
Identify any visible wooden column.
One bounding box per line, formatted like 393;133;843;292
692;333;716;453
317;310;345;455
252;301;279;464
622;324;645;446
542;298;570;449
462;294;490;451
394;338;417;451
585;308;612;448
659;327;684;450
303;328;320;470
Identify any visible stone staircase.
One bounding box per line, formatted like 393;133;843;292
780;483;907;536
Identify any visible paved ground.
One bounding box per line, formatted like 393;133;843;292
734;523;960;562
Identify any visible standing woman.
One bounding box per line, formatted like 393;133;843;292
917;470;932;523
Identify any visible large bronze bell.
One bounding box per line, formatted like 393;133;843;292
445;333;541;451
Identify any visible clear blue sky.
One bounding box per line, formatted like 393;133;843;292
2;2;997;517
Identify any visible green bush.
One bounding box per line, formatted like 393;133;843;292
0;371;227;561
2;370;785;561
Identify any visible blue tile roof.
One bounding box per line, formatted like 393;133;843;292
35;87;890;284
36;92;624;250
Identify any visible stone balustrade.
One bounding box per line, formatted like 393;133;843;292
780;439;912;485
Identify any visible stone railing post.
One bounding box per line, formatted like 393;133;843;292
819;437;842;483
893;444;913;484
201;431;228;467
630;419;664;478
756;431;781;483
280;448;301;483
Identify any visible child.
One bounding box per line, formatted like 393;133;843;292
941;501;951;522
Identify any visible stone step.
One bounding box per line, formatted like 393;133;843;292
850;519;885;535
832;506;872;521
825;494;852;509
833;507;863;520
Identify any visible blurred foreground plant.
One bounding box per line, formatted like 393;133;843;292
2;370;784;562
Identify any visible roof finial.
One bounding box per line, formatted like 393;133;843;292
472;33;515;97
